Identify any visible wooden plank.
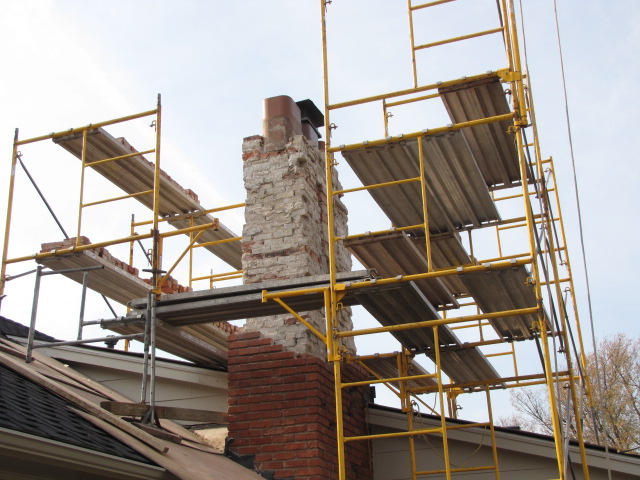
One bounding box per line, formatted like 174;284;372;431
101;401;228;424
54;128;243;269
39;250;151;305
132;422;185;444
0;337;226;448
74;409;265;480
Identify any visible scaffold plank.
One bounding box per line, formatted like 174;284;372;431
409;233;471;297
459;265;549;340
345;230;472;304
108;321;229;368
341;131;500;234
439;75;520;188
348;282;500;384
344;231;458;309
359;356;437;389
115;270;501;382
128;271;372;326
38;250;151;305
53;128;242;269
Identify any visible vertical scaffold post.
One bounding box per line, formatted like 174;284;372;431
407;0;418;87
140;290;152;404
485;386;501;480
398;351;418;480
320;1;347;478
536;159;590;479
151;94;162;287
146;93;163;425
0;129;21;306
76;129;88;245
25;265;44;363
433;325;451;480
524;67;591;475
76;270;90;340
505;0;565;472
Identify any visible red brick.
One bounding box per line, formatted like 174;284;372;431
227;337;372;480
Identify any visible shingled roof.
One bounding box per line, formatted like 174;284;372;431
0;332;264;480
0;315;56;342
0;363;154;465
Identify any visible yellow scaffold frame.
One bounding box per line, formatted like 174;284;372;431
0;96;234;319
252;0;595;479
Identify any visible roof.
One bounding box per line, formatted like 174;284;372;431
0;363;153;464
367;405;640;479
0;335;264;480
0;316;233;371
368;403;640;458
0;315;56;342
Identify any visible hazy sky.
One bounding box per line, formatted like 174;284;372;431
0;0;638;415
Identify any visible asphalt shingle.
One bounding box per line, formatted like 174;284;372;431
0;363;154;465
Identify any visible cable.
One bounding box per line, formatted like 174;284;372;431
550;1;613;478
413;401;487;469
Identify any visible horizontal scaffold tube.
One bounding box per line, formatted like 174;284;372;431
260;258;533;306
410;371;572;394
345;426;443;443
341;373;436;388
328;69;509;110
5;232;154;265
334;307;539;339
84;148;155;167
15;109;158;146
5;222;217;266
329;113;514;153
346;257;532;291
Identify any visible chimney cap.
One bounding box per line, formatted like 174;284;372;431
295;99;324;129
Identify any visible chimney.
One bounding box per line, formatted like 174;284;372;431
226;97;372;479
262;95;324;151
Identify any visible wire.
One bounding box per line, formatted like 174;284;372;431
413;401;487;469
517;2;583;474
550;1;613;478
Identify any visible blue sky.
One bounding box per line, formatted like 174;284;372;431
0;0;638;415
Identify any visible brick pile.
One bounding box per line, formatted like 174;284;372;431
41;237;139;277
142;275;192;295
41;237;193;295
227;331;372;480
212;321;238;336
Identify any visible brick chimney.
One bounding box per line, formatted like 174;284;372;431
227;96;371;479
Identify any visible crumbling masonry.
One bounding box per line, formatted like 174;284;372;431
227;96;371;480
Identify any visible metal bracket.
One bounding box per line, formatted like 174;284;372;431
498;69;523;82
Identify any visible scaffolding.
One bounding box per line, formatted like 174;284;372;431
0;1;597;479
0;96;244;422
307;0;593;478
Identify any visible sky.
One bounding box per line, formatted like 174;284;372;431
0;0;638;418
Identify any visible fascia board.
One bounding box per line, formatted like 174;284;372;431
366;407;640;475
23;341;227;388
0;427;174;480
